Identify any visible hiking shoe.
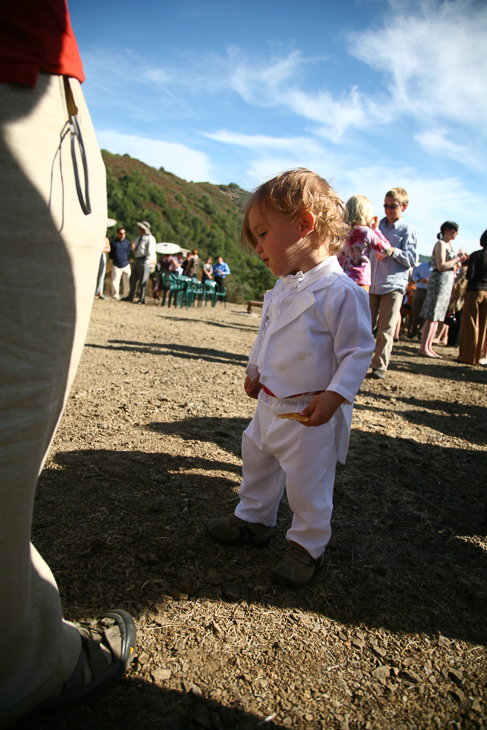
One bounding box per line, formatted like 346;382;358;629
207;513;273;547
372;368;386;379
272;544;324;587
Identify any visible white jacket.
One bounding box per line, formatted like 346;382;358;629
246;257;375;463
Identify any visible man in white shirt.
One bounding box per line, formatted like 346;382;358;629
123;220;156;304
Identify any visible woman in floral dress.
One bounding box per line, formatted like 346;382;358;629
419;222;467;357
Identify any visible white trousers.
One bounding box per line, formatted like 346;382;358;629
235;392;338;559
0;74;106;726
111;263;131;298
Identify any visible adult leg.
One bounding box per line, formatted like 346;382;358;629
214;275;224;293
368;293;380;334
137;263;151;303
410;288;426;337
475;291;487;364
458;291;479;364
433;322;448;346
126;261;143;302
120;264;132;299
419;319;441;357
370;291;403;371
0;75;108;723
95;252;106;297
111;264;123;298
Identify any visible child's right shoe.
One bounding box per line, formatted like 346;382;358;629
207;513;273;547
272;544;325;587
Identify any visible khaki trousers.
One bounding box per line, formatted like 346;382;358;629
369;291;404;371
0;74;106;726
458;290;487;364
111;263;132;298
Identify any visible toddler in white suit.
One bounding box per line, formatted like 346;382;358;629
207;169;375;587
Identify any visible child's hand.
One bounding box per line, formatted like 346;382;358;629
299;391;345;427
244;374;262;399
369;216;380;230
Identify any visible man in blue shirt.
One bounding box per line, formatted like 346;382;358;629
369;187;417;378
213;255;230;292
409;260;432;338
109;227;131;299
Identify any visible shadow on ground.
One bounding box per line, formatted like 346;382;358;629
86;340;249;366
32;416;487;649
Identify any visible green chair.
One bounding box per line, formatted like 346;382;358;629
161;272;185;308
186;278;204;308
204;280;217;307
216;286;227;307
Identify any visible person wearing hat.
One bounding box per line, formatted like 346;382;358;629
123;220;156;304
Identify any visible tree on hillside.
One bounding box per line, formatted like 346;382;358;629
103;151;276;301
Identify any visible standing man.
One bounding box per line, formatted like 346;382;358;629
0;2;136;725
213;255;230;292
124;220;156;304
110;227;131;299
369;188;417;379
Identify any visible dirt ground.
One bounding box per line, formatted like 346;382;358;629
24;296;486;730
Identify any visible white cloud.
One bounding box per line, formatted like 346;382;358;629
203;130;322;153
96;131;213;182
350;0;487;129
337;164;485;256
202;130;342;187
224;48;389;141
415;129;477;167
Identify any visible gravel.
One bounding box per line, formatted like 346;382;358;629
24;297;486;730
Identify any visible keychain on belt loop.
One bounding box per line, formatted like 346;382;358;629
63;76;91;215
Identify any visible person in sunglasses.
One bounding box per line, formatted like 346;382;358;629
368;187;418;379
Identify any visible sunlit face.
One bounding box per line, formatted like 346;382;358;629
117;229;126;240
443;229;458;242
249;205;318;277
383;196;407;225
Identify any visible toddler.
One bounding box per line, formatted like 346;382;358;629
338;195;392;291
207;170;375;587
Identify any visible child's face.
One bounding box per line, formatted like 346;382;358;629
248;205;320;277
384;196;407;224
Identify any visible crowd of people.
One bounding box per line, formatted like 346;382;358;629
100;226;232;304
338;190;487;372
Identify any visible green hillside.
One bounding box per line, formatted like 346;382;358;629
102;151;276;302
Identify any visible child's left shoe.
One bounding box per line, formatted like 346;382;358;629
272;544;324;587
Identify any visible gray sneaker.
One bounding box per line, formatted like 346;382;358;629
372;368;386;379
272;544;324;587
207;513;273;547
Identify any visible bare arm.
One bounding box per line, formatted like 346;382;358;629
435;241;466;272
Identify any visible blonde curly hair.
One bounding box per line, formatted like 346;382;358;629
241;168;349;256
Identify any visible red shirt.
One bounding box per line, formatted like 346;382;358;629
0;0;84;87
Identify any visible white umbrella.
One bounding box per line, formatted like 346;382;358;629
107;217;117;227
155;242;182;254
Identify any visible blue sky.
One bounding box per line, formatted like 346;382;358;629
71;0;487;256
